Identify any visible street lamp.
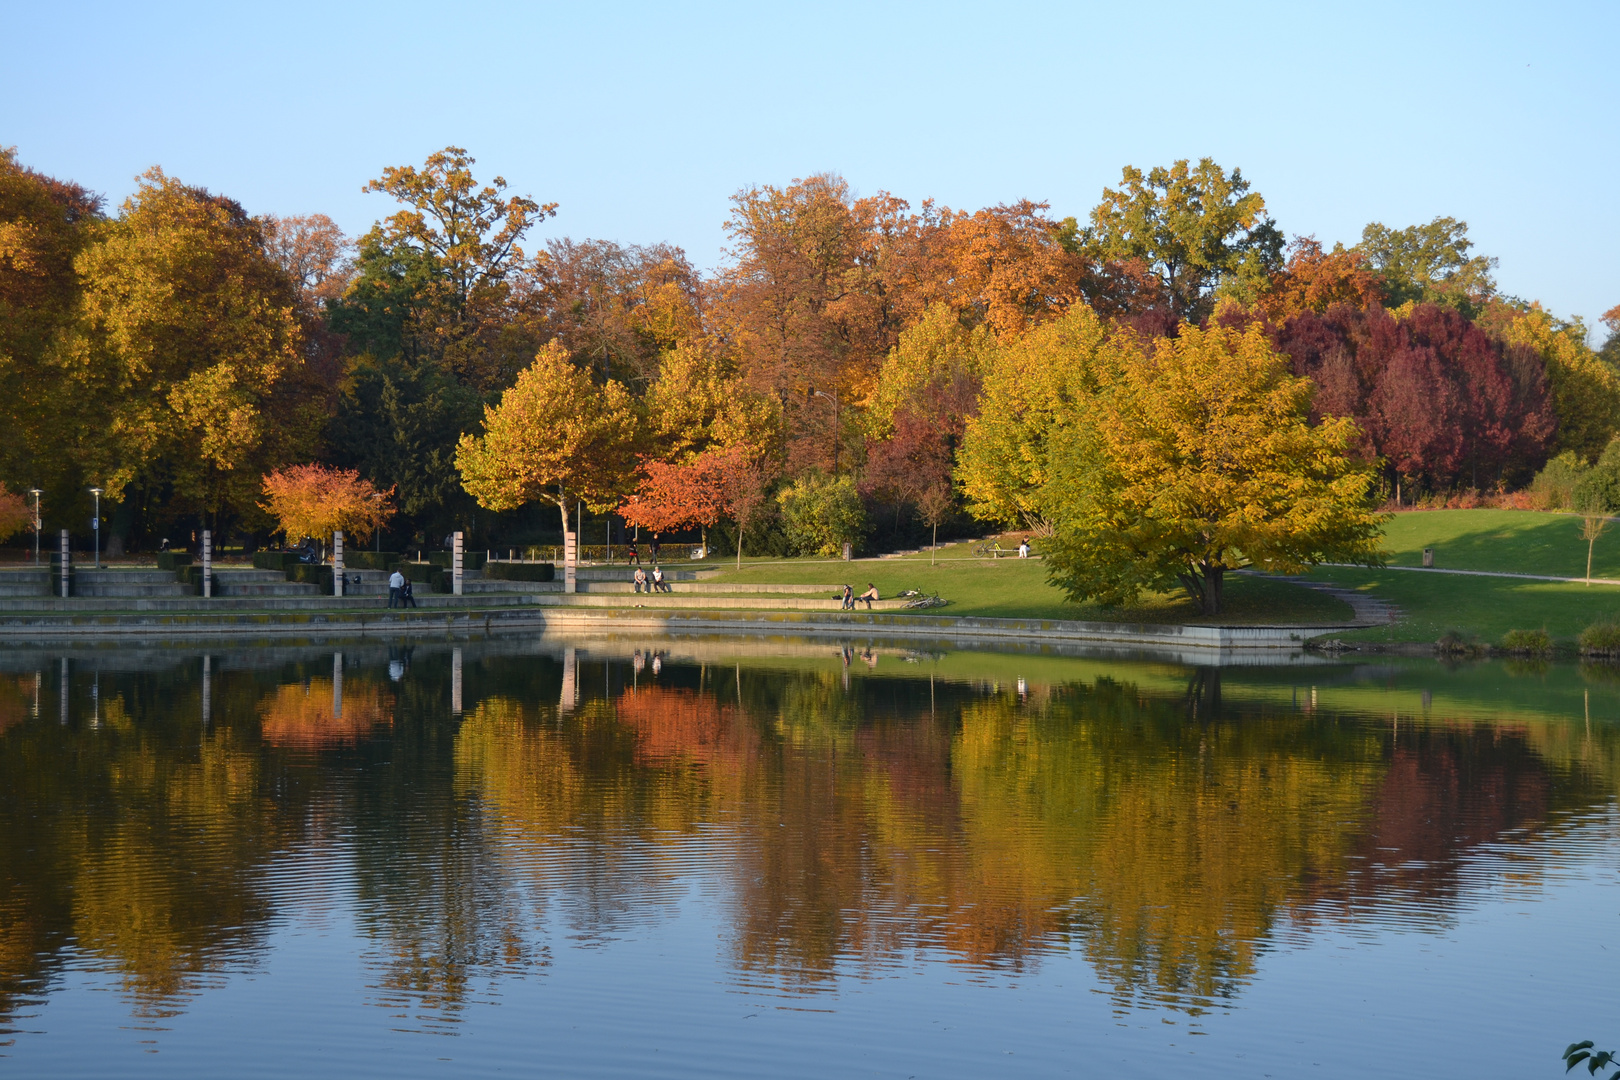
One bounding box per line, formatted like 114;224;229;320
27;489;41;565
89;488;103;568
811;387;841;475
370;492;385;555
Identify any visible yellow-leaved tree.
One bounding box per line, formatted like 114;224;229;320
259;465;393;547
1480;303;1620;462
455;342;640;525
865;302;997;438
1042;322;1385;615
955;305;1123;533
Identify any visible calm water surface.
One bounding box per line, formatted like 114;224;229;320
1;635;1616;1078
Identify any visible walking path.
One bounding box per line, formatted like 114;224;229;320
1321;563;1620;587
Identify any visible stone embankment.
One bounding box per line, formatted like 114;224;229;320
0;563;1358;654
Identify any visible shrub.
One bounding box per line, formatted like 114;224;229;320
778;474;868;557
157;551;192;572
1500;628;1552;656
1579;622;1620;656
1574;438;1620;513
399;562;436;584
1436;630;1486;658
252;551;299;572
1530;452;1590;510
486;562;555;582
344;551;399;571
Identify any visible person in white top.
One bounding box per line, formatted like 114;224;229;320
388;568;407;607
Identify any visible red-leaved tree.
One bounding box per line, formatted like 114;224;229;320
1273;303;1554;495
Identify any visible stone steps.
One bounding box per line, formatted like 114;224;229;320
0;593;548;613
576;580;834;595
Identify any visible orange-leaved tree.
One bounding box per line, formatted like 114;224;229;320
621;445;774;567
620;455;727;556
260;465;394;547
0;486;31;541
455;342;640;525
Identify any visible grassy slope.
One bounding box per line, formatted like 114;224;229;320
709;545;1353;625
1306;509;1620;643
1376;508;1620;578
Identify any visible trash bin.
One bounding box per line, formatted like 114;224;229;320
1422;548;1434;568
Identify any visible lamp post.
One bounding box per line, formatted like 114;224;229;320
811;387;841;475
28;489;41;565
371;493;385;555
89;488;103;569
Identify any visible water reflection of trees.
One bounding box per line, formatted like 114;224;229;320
3;646;1617;1032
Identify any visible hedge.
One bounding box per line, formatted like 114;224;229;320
485;562;556;583
288;564;334;589
426;551;487;570
157;551;192;572
252;551;300;572
344;551;400;571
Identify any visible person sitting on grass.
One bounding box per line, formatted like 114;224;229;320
633;566;648;594
859;583;879;609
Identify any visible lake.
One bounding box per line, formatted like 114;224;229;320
1;634;1616;1078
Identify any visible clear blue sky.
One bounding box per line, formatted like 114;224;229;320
4;0;1616;335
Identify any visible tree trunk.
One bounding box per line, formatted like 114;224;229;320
931;523;937;566
1588;536;1596;585
1178;562;1225;615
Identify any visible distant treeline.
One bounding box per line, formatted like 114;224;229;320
1;146;1616;554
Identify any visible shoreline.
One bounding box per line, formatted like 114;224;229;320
0;601;1351;652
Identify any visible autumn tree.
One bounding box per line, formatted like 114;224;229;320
260;464;394;546
866;303;994;437
1252;237;1384;324
261;213;352;312
1273;303;1555;493
1042;323;1385;615
538;238;702;387
1081;159;1283;322
1601;305;1620;371
0;486;31;541
711;445;772;568
1476;301;1620;462
455;342;640;526
956;305;1123;532
0;148;102;524
717;174;916;473
69;168;321;537
619;455;727;555
1356;216;1496;311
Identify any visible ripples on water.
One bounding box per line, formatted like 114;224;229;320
0;636;1617;1078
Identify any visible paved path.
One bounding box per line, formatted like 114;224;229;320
1320;563;1620;587
1260;573;1401;627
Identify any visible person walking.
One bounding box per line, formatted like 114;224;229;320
626;542;639;566
841;584;854;610
650;536;661;562
388;567;406;608
859;583;879;610
633;566;648;594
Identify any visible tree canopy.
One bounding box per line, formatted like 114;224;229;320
1042;322;1386;614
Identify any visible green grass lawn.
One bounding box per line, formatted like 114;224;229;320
1305;565;1620;644
709;545;1353;625
1286;509;1620;644
1376;508;1620;578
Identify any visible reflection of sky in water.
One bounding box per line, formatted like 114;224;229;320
0;639;1616;1078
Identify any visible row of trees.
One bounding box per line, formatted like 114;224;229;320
4;144;1619;606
